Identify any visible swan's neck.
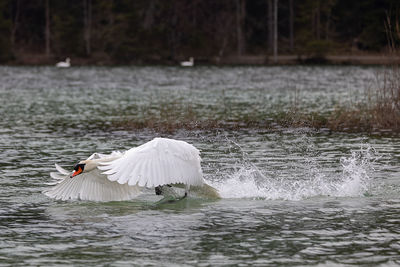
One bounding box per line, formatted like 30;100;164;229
81;156;121;172
80;160;97;172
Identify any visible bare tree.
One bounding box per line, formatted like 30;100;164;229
45;0;50;57
236;0;246;56
324;0;335;40
83;0;92;55
273;0;278;62
268;0;273;52
289;0;294;51
215;10;234;60
11;0;20;47
143;0;155;30
316;0;320;40
168;3;178;60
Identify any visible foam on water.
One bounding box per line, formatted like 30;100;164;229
209;145;376;201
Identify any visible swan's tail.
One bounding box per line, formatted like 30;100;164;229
190;183;221;199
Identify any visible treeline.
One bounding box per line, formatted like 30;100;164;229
0;0;399;64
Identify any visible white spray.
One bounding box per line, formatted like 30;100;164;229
207;135;377;201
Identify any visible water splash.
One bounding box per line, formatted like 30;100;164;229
336;146;376;197
209;143;377;201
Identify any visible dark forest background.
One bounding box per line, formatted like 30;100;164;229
0;0;400;64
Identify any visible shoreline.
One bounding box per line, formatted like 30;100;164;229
3;53;400;66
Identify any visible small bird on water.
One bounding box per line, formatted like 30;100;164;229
180;57;194;67
56;58;71;68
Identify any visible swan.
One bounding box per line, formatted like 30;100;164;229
56;58;70;68
180;57;194;67
44;138;220;202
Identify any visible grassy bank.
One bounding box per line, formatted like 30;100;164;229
105;61;398;134
111;91;400;134
326;67;400;133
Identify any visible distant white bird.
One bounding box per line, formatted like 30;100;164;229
180;57;194;67
56;57;71;68
44;138;219;202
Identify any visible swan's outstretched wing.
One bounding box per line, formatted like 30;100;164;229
44;165;141;201
98;138;204;188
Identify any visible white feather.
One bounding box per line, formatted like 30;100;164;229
50;172;67;180
44;169;141;201
46;153;140;201
44;181;60;186
55;164;71;175
98;138;204;188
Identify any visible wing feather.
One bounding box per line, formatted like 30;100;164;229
154;155;163;186
50;172;66;180
55;164;71;175
137;157;150;187
98;138;204;188
62;177;75;200
44;168;141;201
68;176;79;199
117;159;135;185
126;161;141;186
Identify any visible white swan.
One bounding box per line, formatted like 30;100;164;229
180;57;194;67
56;58;70;68
44;138;219;202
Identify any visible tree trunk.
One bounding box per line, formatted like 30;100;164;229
273;0;278;63
325;5;331;40
241;0;246;54
316;0;320;40
236;0;245;56
169;5;178;60
109;0;114;25
289;0;294;51
45;0;50;57
268;0;273;53
143;0;155;30
83;0;92;55
11;0;20;47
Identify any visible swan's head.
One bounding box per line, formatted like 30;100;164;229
70;160;97;178
66;57;70;63
71;162;85;178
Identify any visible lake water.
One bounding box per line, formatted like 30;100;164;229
0;66;399;266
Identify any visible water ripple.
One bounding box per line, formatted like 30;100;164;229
0;66;399;266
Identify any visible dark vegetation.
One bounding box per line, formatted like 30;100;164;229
1;0;400;64
324;16;400;133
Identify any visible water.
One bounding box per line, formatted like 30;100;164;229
0;66;399;266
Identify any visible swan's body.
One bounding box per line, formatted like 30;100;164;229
180;57;194;67
44;138;218;202
56;58;71;68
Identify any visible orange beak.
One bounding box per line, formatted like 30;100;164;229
71;166;83;178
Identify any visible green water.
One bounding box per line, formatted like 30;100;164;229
0;66;399;266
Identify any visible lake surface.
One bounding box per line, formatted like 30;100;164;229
0;66;399;266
